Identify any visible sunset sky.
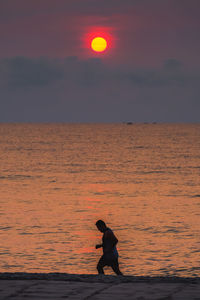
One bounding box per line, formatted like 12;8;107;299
0;0;199;122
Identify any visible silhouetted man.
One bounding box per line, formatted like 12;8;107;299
95;220;123;275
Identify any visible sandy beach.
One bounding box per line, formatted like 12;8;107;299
0;273;200;299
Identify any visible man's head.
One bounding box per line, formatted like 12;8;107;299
96;220;107;232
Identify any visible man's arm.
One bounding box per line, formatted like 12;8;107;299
95;244;103;249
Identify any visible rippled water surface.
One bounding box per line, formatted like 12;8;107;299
0;123;200;276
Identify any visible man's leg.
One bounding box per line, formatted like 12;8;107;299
97;255;107;274
110;259;123;275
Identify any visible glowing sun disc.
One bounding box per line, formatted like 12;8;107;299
91;37;107;52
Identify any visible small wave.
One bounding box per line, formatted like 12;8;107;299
0;251;10;255
139;171;166;174
165;228;181;233
38;231;65;235
189;166;200;169
0;226;12;231
188;267;200;271
93;192;104;195
134;226;155;232
191;249;200;254
133;225;185;234
2;264;23;269
133;146;146;149
0;174;42;181
31;225;41;229
163;226;185;234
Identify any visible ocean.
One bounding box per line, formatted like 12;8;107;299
0;123;200;276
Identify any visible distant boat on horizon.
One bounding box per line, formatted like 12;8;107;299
122;122;158;125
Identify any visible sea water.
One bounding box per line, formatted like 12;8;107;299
0;123;200;276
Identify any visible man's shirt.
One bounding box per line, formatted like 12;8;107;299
102;227;118;258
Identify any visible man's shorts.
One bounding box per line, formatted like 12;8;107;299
98;253;119;267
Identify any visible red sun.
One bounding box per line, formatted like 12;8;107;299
91;37;107;52
85;28;114;54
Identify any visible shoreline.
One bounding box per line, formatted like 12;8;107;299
1;273;200;299
0;272;200;283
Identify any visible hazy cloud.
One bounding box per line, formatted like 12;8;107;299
163;59;183;71
0;57;64;89
0;56;199;90
0;56;199;123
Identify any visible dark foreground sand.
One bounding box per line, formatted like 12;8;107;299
0;273;200;300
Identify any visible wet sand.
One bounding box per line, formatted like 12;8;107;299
0;273;200;299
